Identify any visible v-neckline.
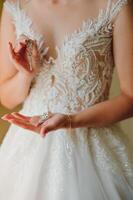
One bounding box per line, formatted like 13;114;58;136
12;0;112;64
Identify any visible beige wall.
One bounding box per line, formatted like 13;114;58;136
0;1;132;144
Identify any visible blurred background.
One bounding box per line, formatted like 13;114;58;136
0;1;132;144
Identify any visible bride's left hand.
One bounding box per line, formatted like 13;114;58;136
1;112;71;137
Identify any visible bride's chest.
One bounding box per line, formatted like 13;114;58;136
22;1;104;59
8;0;114;69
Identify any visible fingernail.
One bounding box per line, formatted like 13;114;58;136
1;117;8;121
1;117;5;120
1;115;7;119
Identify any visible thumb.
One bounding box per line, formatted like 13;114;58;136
30;116;40;126
40;124;53;137
8;42;21;69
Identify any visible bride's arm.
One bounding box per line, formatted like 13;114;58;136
0;4;39;110
2;2;133;136
71;2;133;128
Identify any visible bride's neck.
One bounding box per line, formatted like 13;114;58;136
39;0;80;5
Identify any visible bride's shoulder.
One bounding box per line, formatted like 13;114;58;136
4;0;27;6
3;0;19;7
100;0;132;6
3;0;21;18
111;0;132;2
3;0;29;10
111;0;133;27
4;0;17;3
110;0;133;5
98;0;132;6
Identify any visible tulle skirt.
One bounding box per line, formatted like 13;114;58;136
0;117;133;200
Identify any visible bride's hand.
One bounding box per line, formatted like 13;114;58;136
9;35;41;79
1;112;72;137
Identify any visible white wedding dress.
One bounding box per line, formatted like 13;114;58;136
0;0;133;199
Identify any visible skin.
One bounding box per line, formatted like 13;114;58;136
0;0;133;137
2;112;70;137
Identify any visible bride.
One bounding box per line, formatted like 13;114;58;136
0;0;133;199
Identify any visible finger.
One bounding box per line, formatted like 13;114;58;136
8;115;41;132
40;125;49;137
15;39;27;52
10;119;39;133
19;38;28;45
2;114;39;127
3;114;31;125
32;40;39;63
11;112;31;121
8;42;17;60
1;114;14;120
30;116;41;126
9;41;27;61
40;123;55;137
8;42;31;72
18;42;27;56
19;42;27;49
5;114;25;121
14;34;29;53
35;112;54;127
8;42;22;65
15;36;28;46
36;119;49;127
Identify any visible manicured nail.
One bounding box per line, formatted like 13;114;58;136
1;117;9;121
1;117;6;120
1;115;7;119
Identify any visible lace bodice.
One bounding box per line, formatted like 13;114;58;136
4;0;129;115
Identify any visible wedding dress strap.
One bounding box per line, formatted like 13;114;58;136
4;1;21;38
3;0;131;39
109;0;130;22
4;0;20;16
3;0;43;41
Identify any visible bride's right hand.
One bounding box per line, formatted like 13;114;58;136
8;36;41;79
